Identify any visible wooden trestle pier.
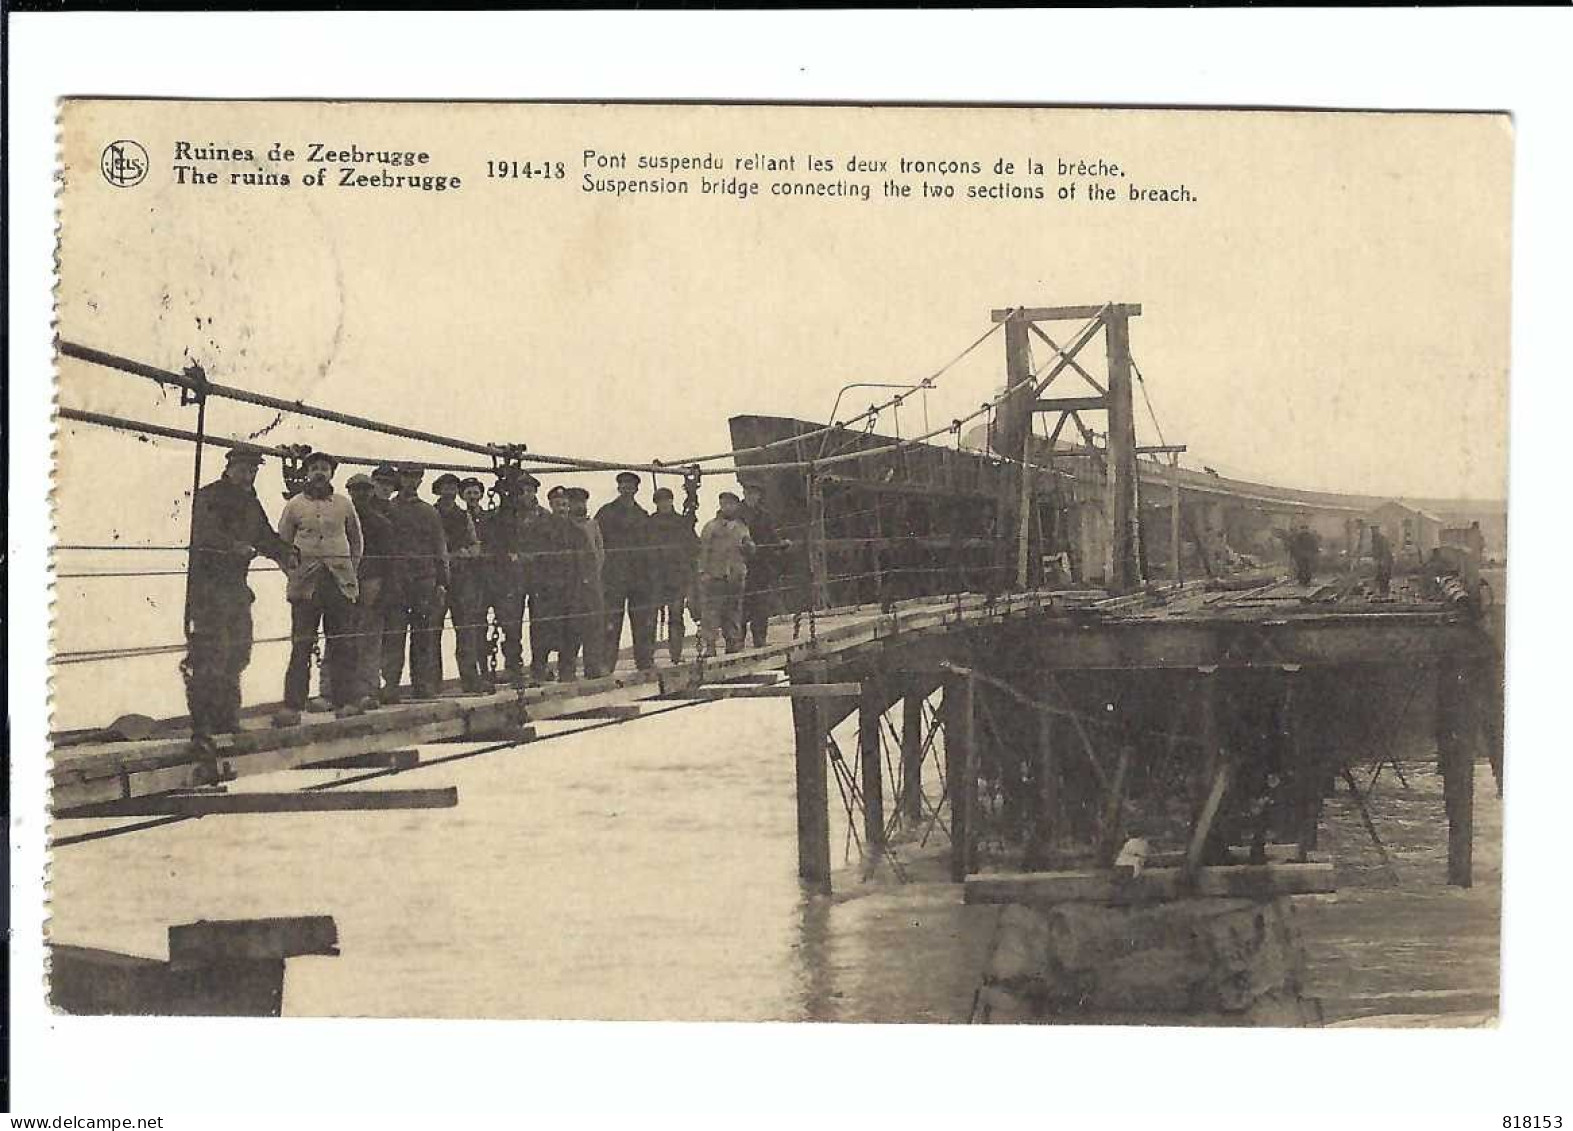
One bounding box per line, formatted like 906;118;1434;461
776;581;1500;896
52;581;1501;901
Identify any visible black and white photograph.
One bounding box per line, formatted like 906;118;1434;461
43;98;1510;1032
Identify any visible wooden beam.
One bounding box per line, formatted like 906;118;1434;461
1034;396;1107;415
1027;321;1108;396
662;682;860;701
1104;308;1141;592
556;704;643;720
1136;444;1188;455
297;749;420;771
859;682;886;859
1184;759;1235;880
56;787;459;819
944;670;978;882
1436;656;1475;888
1034;709;1059;866
167;916;339;963
430;726;537;745
962;861;1335;906
900;690;926;825
991;303;1143;322
792;680;833;892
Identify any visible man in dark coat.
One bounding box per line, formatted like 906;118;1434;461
738;482;790;648
523;486;599;682
346;472;395;709
647;485;699;663
182;447;297;741
480;470;544;687
567;486;609;677
432;473;486;692
596;471;657;670
382;463;449;701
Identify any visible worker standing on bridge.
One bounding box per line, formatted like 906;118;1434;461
182;447;298;742
345;473;394;710
739;482;790;648
698;491;755;655
461;477;496;689
567;486;609;677
597;471;658;671
279;451;364;719
433;473;486;694
526;486;593;681
382;463;449;701
1288;521;1321;588
648;485;699;663
481;469;543;688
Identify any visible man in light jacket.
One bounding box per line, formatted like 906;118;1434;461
279;451;364;716
697;491;754;655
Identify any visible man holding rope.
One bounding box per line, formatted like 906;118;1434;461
182;446;298;743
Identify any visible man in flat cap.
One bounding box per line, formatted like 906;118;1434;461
345;472;394;709
382;462;449;701
739;481;791;649
648;485;699;663
480;469;544;687
521;485;597;681
566;486;608;677
596;471;658;671
182;446;298;744
278;450;363;717
697;491;755;655
433;472;485;692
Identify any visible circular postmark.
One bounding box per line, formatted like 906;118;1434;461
100;140;149;188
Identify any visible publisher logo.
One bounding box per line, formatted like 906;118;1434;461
101;140;149;188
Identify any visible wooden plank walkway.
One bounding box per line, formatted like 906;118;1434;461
50;590;1059;813
50;577;1480;815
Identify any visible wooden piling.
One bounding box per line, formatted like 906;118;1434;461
1435;656;1474;888
901;689;925;825
944;669;978;882
1104;308;1141;591
791;692;833;892
1026;707;1057;868
859;682;886;858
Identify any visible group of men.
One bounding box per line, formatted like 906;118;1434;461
182;445;789;742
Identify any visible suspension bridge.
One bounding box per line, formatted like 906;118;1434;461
48;302;1504;1018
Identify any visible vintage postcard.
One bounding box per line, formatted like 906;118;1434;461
48;100;1509;1027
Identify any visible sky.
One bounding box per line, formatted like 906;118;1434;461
55;101;1511;560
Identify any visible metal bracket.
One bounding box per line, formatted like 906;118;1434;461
278;444;314;499
179;362;209;408
682;465;702;520
489;442;528;476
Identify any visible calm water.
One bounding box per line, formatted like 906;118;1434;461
49;696;996;1022
49;630;1501;1024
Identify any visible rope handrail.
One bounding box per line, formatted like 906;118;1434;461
53;559;1027;665
766;306;1109;475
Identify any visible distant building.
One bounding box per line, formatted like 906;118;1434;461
1367;500;1444;564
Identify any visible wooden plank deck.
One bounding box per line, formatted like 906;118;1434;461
49;591;1045;811
50;579;1478;814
